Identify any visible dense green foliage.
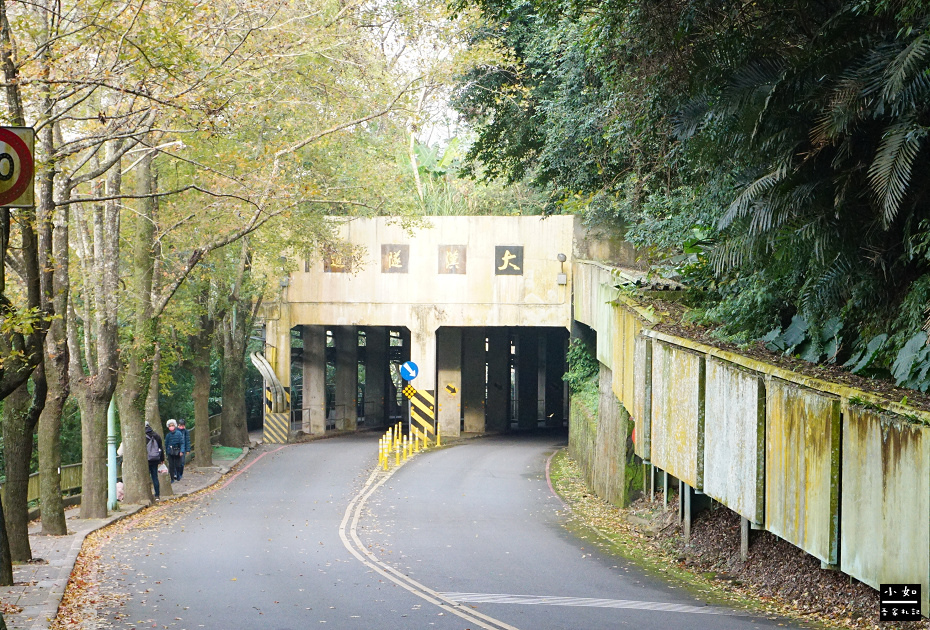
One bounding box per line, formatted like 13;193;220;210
453;0;930;385
564;338;599;411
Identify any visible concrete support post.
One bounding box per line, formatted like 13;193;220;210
409;328;436;389
486;328;509;432
462;328;486;434
408;324;437;415
333;326;358;430
365;327;388;428
517;328;539;430
437;327;462;438
741;516;750;562
302;326;326;434
545;329;567;427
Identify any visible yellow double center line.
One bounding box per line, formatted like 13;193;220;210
338;463;519;630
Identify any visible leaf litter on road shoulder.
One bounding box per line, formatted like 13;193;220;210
52;492;210;629
549;450;929;630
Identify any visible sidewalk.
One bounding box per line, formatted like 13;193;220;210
0;444;254;630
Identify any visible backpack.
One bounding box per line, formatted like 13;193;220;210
146;433;161;461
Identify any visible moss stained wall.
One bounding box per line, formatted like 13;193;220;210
841;407;929;615
765;379;841;566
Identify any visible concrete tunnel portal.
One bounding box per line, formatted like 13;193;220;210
259;216;581;443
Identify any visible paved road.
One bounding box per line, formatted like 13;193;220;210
97;432;800;629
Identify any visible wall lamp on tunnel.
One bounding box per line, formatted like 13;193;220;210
556;253;567;285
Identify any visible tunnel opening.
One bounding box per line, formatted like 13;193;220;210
284;324;568;438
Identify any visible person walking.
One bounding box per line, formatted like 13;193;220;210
164;419;185;482
145;421;164;501
176;418;191;481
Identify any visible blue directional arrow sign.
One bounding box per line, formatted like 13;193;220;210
400;361;419;381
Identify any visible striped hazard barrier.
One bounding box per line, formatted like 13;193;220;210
263;385;290;444
402;384;438;446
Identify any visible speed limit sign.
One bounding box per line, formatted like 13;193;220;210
0;127;34;207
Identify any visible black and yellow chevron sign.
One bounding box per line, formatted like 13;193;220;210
402;385;436;437
263;386;291;444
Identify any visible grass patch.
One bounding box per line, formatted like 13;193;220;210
212;445;243;460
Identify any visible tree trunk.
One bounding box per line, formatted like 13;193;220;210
2;381;33;560
38;356;67;534
220;344;250;447
185;279;215;467
76;387;110;518
219;241;254;447
116;366;154;505
0;491;12;586
191;346;214;468
37;193;69;534
37;0;68;536
118;144;160;505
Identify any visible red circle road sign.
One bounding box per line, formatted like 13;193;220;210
0;128;34;207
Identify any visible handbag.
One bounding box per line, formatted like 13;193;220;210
168;445;182;457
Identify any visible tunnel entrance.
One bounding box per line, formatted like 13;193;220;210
286;325;568;437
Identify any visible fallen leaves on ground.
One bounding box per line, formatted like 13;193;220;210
550;451;928;630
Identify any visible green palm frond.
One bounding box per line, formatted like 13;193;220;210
882;30;930;102
867;119;926;224
719;161;790;229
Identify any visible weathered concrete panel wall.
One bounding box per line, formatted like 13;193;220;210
765;379;840;565
569;396;598;492
650;342;703;488
568;363;627;507
594;282;615;367
841;407;929;615
572;261;614;337
632;336;649;460
611;305;643;411
703;359;764;523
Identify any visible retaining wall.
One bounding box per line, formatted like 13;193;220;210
570;260;930;616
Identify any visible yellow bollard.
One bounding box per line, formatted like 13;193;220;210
383;437;389;470
436;423;441;447
412;428;419;453
395;439;400;466
378;437;383;466
403;435;409;461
